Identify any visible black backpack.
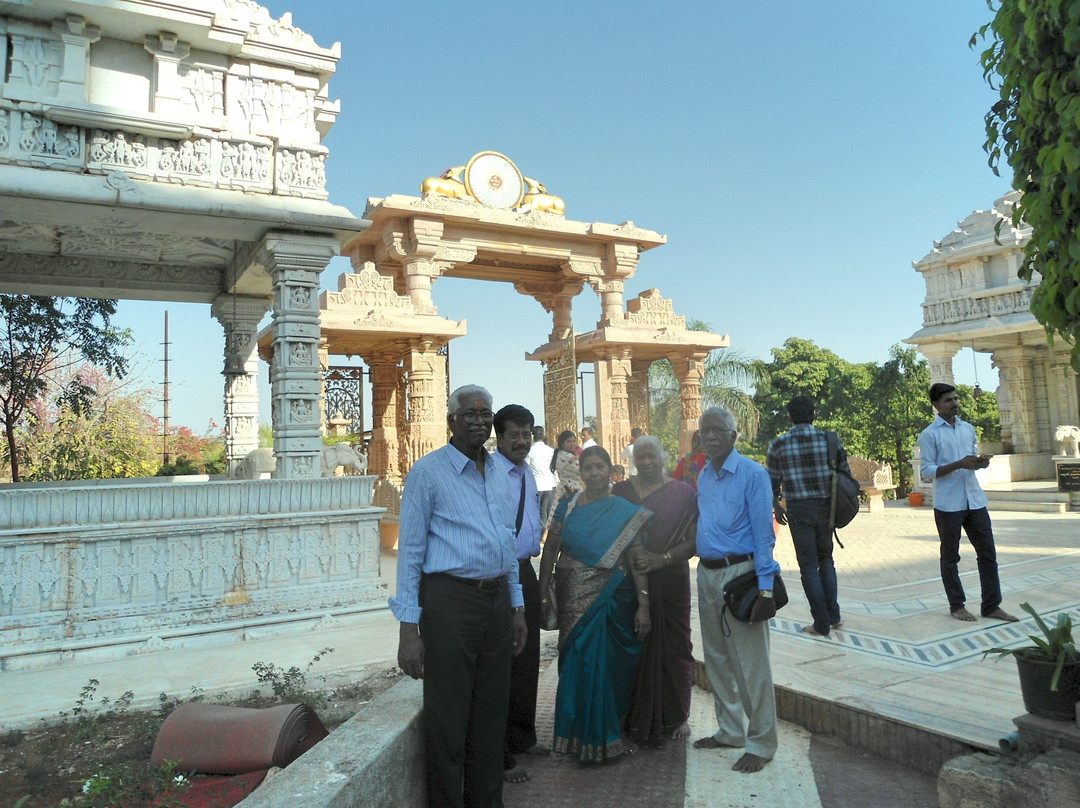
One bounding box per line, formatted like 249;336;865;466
826;431;861;538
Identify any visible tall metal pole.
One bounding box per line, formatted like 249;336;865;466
162;310;170;465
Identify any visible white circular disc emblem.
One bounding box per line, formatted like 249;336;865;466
464;152;524;209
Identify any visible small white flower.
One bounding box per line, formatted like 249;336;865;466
82;780;92;793
174;774;187;784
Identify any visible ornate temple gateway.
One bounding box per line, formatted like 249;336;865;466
317;150;727;486
906;193;1080;489
0;0;382;668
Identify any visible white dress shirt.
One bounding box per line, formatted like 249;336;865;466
918;415;989;512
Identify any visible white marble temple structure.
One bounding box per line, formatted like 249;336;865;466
906;192;1080;489
0;0;381;668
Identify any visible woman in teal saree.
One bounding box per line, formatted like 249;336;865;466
537;445;654;763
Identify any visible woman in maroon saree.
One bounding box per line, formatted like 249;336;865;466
612;435;698;747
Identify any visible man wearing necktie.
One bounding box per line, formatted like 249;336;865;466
491;404;546;784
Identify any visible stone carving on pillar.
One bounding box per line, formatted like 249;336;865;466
674;356;706;457
513;279;584;342
404;341;447;468
367;355;403;485
919;342;960;385
543;333;578;441
211;294;271;478
586;275;627;328
595;351;632;458
628;360;652;434
993;347;1038;453
1049;351;1080;430
625;289;687;329
261;233;338;478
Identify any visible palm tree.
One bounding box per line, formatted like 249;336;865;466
647;320;766;457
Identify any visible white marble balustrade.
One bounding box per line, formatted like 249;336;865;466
0;477;385;670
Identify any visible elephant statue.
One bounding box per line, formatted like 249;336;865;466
321;443;368;477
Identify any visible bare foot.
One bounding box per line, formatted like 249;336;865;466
732;752;771;773
951;607;977;622
800;625;829;637
521;743;550;755
504;764;531;783
986;608;1019;622
670;722;691;740
693;735;743;750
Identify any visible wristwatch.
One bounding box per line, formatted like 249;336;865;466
758;590;774;599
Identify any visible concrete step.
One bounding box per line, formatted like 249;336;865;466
985;490;1071;503
987;500;1068;513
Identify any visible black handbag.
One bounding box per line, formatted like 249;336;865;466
540;583;558;631
826;431;861;531
722;568;788;628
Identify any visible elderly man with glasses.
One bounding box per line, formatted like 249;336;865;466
391;385;528;808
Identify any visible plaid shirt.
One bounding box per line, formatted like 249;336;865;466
766;423;851;501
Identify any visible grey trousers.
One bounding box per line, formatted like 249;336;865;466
696;559;778;760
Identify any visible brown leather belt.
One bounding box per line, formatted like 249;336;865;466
426;572;506;591
699;553;753;569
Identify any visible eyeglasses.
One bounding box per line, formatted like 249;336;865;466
699;427;736;437
457;409;494;423
501;430;532;441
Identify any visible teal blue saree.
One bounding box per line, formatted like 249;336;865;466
550;492;652;762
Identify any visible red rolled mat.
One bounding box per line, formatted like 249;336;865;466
151;702;328;774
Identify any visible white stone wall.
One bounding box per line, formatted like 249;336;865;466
0;477;384;670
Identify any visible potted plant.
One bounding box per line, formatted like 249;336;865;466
983;602;1080;721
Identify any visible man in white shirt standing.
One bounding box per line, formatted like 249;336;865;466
917;383;1018;624
580;426;597;450
525;426;557;524
620;427;644;476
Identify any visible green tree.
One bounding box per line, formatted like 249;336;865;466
157;424;226;476
21;372;159;481
978;2;1080;369
867;345;933;496
649;321;765;463
0;296;131;481
750;337;875;456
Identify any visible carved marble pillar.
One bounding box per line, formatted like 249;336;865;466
53;16;100;101
401;257;442;315
262;233;338;478
317;337;330;434
367;354;403;485
993;346;1038;453
404;340;447;469
594;351;632;459
919;341;961;385
627;359;652;434
211;294;270;478
1048;349;1080;434
514;279;582;343
144;32;191;116
673;354;706;457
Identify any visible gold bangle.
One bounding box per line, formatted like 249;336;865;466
640;589;649;596
664;552;672;564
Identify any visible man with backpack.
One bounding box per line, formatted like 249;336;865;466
766;395;849;638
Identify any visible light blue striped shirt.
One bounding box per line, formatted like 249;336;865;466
390;442;523;623
918;416;989;512
696;448;780;591
491;449;542;560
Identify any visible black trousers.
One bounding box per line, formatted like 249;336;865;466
934;507;1002;616
421;574;512;808
504;559;541;768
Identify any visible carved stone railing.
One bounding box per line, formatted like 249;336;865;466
0;477;384;669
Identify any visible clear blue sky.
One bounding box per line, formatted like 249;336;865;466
115;0;1012;433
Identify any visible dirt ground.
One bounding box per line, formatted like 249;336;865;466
0;661;403;808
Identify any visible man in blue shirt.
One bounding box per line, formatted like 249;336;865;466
491;404;546;784
692;407;780;774
917;383;1018;624
391;385;528;808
